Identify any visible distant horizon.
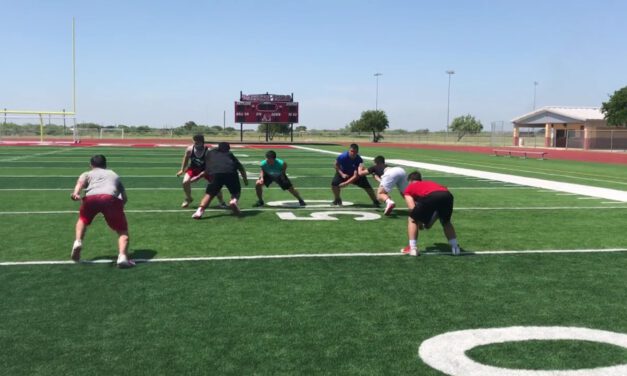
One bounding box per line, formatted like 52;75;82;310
2;0;626;131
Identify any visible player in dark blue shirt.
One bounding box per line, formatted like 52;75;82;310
331;143;379;207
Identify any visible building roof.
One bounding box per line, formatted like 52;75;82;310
512;106;605;124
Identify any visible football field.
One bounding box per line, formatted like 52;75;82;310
1;144;627;375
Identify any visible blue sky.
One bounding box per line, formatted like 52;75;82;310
3;0;626;130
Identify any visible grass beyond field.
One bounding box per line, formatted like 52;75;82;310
1;144;626;375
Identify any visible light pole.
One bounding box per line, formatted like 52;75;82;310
374;72;382;110
533;81;539;110
446;70;455;133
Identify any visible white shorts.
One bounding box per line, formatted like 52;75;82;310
379;166;408;194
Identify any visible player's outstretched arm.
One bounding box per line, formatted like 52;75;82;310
340;171;359;187
177;148;191;176
239;166;248;186
71;176;86;201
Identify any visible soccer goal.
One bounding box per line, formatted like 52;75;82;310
0;111;78;143
99;127;125;139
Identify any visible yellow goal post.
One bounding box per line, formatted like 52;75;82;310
1;109;77;143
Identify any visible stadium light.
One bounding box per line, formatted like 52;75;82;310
446;70;455;133
374;73;383;110
533;81;539;110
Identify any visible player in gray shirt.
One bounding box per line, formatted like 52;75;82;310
71;154;134;268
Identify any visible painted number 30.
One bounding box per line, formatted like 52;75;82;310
276;211;381;221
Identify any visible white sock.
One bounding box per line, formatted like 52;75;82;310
449;238;458;248
385;198;392;204
409;240;417;249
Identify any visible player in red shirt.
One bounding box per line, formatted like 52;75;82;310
402;170;461;256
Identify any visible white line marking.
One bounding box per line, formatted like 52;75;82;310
1;206;626;215
0;186;540;191
419;326;627;376
0;147;81;162
1;248;626;266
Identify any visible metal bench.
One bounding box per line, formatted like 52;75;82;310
493;149;547;160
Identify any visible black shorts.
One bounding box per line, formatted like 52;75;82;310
206;172;241;197
263;172;293;190
409;191;454;226
331;172;372;189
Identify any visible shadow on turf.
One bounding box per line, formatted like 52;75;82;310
193;210;262;220
87;249;157;267
424;243;469;256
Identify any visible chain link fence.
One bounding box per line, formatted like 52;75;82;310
1;118;625;151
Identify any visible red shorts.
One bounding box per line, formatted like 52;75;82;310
185;167;214;182
79;194;128;232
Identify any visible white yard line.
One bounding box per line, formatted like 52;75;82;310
0;147;83;162
2;248;626;266
292;146;627;202
0;186;538;192
1;205;626;216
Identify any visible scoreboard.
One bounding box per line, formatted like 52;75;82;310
235;93;299;124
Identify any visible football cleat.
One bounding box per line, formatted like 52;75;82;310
400;246;411;254
384;201;396;216
452;246;461;256
192;208;204;219
332;198;343;206
181;198;193;208
298;199;306;207
218;202;228;209
253;200;265;207
71;240;82;262
229;199;241;215
116;255;136;268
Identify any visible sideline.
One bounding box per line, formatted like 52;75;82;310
292;146;627;202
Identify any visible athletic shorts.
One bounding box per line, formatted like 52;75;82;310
186;167;213;182
206;172;241;197
79;194;128;232
379;167;408;194
331;172;372;189
409;191;454;226
262;172;292;190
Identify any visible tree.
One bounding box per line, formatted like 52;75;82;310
295;125;307;132
348;110;389;142
601;86;627;126
183;121;198;131
449;114;483;141
257;123;291;140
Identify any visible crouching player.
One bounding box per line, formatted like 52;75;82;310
363;155;408;215
70;154;134;268
402;170;461;256
254;150;306;207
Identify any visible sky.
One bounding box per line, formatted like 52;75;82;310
2;0;627;130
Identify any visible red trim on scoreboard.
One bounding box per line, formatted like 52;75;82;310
235;92;299;124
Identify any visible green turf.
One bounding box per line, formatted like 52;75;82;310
1;144;626;375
